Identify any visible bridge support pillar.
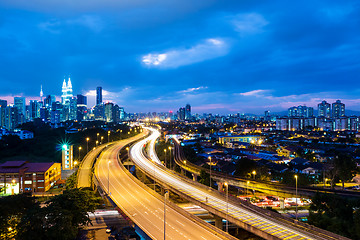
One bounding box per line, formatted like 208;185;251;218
279;198;285;209
161;186;165;196
214;215;223;229
192;174;197;182
217;182;223;192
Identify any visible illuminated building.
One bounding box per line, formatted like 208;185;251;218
0;161;61;194
62;144;74;170
332;100;345;118
96;86;102;105
318;100;331;118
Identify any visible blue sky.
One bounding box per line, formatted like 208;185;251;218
0;0;359;114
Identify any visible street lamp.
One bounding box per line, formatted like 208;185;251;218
101;136;104;144
295;175;298;220
97;133;99;142
164;149;167;168
86;138;90;153
208;156;212;188
224;182;229;233
252;170;256;180
168;146;172;170
96;140;99;146
164;190;168;240
78;146;82;160
108;160;111;195
108;131;110;142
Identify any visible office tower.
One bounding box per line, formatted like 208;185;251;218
44;95;56;109
0;99;7;128
104;102;114;122
76;94;87;121
332;100;345;118
69;97;77;121
318;100;331;118
119;107;125;121
51;102;62;125
178;107;185;120
185;104;191;120
96;87;102;105
40;85;43;102
61;77;73;105
14;97;26;125
29;100;40;120
93;104;104;120
5;106;18;130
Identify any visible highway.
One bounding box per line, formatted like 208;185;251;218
130;127;348;240
78;133;150;188
94;131;235;240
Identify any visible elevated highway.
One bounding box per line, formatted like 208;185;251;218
93;131;236;240
129;127;349;240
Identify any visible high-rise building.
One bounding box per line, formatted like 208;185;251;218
318;100;331;118
5;106;18;130
44;95;56;109
119;107;125;121
288;105;314;117
0;100;7;128
96;87;102;105
104;102;114;122
61;77;73;105
185;104;191;120
29;100;40;120
14;97;26;125
178;107;185;120
69;97;77;121
76;94;87;121
332;100;345;118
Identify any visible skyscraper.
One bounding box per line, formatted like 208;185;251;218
0;99;7;128
318;100;331;118
96;87;102;105
332;100;345;118
185;104;191;120
178;107;185;120
76;94;87;121
61;77;73;105
14;97;26;124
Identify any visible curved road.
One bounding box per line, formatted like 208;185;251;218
130;127;349;240
94;131;234;240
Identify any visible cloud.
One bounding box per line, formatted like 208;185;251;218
238;89;269;96
232;13;268;34
178;86;208;93
142;38;230;68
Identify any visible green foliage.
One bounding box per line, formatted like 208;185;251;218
65;170;78;189
0;194;35;240
199;170;210;186
0;189;100;240
308;193;360;239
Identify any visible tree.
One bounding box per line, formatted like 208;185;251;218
17;189;101;240
332;154;357;189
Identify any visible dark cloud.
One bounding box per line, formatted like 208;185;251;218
0;1;359;114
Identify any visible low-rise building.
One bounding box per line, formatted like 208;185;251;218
0;161;61;195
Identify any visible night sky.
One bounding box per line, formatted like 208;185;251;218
0;1;359;114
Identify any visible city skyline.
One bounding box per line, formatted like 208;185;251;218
1;1;360;113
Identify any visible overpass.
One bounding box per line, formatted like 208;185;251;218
93;130;236;240
129;127;349;240
172;137;360;199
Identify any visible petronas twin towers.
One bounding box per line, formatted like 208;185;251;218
61;77;73;106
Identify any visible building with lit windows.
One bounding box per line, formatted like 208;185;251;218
0;161;61;194
318;100;331;118
332;100;345;118
62;144;74;170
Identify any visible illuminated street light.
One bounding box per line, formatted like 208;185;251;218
108;131;110;142
168;146;172;169
96;140;99;146
164;149;167;168
252;170;256;179
86;138;90;152
247;181;250;196
101;136;104;144
208;156;212;188
78;146;82;160
97;133;99;142
295;175;298;220
224;182;229;233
